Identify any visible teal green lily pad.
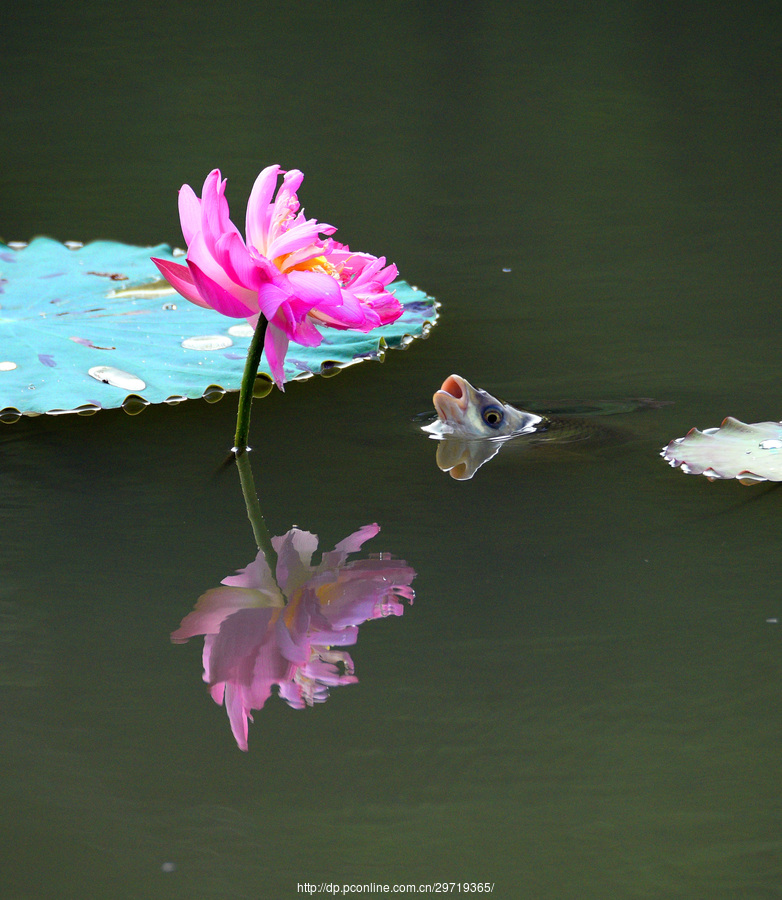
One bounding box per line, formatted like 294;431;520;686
0;238;438;422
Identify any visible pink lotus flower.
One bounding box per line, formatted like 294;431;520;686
152;166;402;388
172;524;415;750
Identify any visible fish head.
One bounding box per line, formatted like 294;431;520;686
423;374;544;439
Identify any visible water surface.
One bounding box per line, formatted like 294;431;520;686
2;2;781;897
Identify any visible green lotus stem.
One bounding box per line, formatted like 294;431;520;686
233;317;268;455
235;449;278;571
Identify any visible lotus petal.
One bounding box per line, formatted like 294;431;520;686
661;417;782;484
0;238;438;422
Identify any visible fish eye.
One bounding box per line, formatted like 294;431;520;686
482;405;505;428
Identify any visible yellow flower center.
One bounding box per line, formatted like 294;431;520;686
273;253;341;280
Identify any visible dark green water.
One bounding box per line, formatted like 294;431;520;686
2;3;781;898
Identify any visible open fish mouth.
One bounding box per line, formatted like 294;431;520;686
432;374;471;423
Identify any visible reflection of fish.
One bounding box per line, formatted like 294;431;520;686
421;374;642;480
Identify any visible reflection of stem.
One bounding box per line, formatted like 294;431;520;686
233;317;269;455
235;451;278;571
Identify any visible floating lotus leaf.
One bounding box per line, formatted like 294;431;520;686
0;238;438;422
661;417;782;484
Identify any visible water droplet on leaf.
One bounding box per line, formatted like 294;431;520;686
88;366;146;391
252;373;274;398
181;335;233;351
202;384;226;403
121;394;150;415
320;361;341;377
227;323;255;338
0;407;21;424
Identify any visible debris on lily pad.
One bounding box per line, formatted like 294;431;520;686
0;238;438;423
661;417;782;484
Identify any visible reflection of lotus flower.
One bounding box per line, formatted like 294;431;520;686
173;524;415;750
662;417;782;484
152;166;402;388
